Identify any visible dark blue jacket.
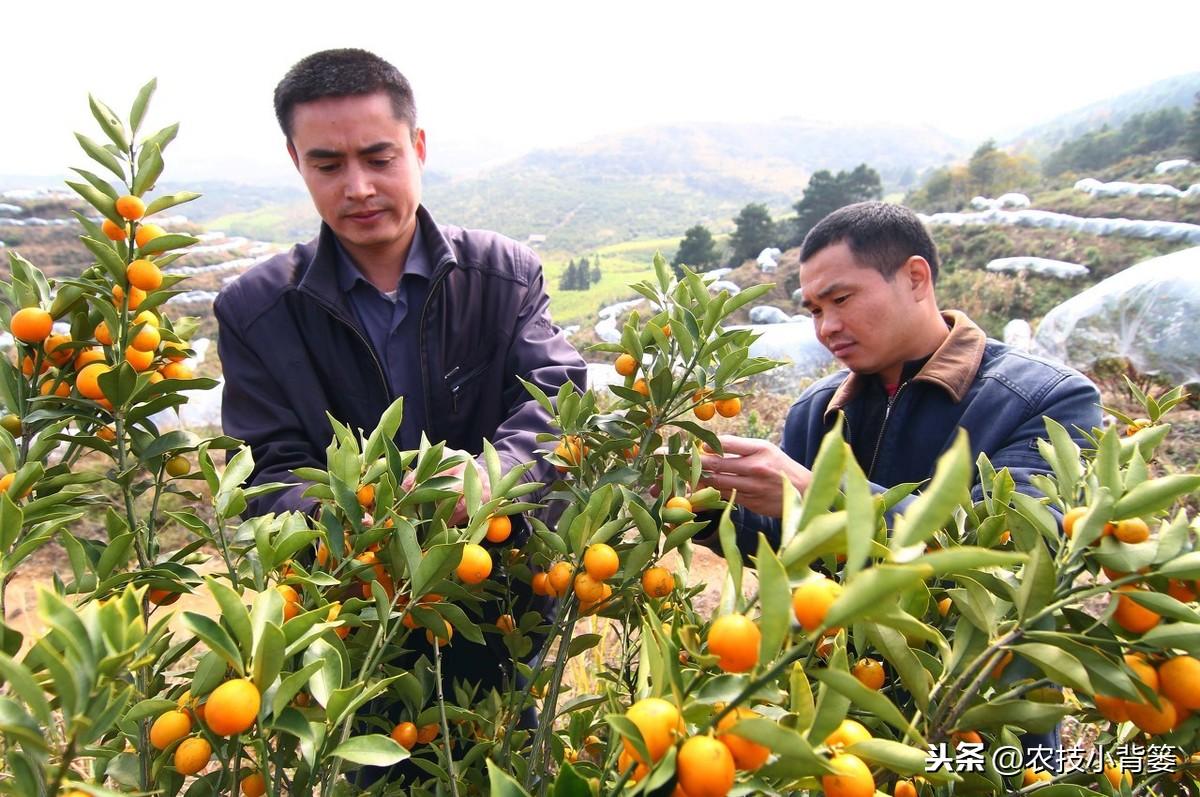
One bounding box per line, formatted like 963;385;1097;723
214;205;588;518
724;311;1101;552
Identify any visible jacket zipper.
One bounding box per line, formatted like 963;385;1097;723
304;293;392;401
419;263;454;437
867;382;910;480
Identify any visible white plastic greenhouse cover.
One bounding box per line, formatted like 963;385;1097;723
1032;246;1200;385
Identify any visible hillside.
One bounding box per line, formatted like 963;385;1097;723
1012;71;1200;156
205;119;964;251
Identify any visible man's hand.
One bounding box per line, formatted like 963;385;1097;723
401;447;491;526
697;435;812;518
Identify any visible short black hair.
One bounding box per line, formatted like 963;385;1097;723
799;201;940;283
274;48;417;140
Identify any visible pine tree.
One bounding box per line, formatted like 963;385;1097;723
789;164;882;247
671;224;719;277
728;204;776;265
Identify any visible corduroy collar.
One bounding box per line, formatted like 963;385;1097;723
823;310;987;422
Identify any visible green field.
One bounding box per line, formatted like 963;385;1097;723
540;237;687;326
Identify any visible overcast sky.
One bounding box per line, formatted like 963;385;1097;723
3;0;1198;187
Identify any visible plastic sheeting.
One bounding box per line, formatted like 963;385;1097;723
921;208;1200;244
1075;177;1200;199
736;317;836;394
748;305;791;324
986;257;1089;279
971;193;1032;210
757;247;782;272
1155;159;1193;174
707;280;742;295
1003;319;1033;351
1032;246;1200;385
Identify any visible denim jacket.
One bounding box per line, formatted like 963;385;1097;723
722;310;1101;553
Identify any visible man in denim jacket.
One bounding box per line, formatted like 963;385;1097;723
699;201;1099;769
700;201;1099;548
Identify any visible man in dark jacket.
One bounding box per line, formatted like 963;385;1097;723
213;50;585;744
698;201;1099;769
215;49;586;521
699;201;1100;549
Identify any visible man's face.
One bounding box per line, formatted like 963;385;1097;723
287;92;425;259
799;241;922;383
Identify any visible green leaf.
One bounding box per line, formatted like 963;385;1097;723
132;143;164;196
130;78;157;135
330;734;410;766
790;661;815;731
302;637;343;707
96;532;134;580
731;717;829;777
755;535;791;666
181;611;244;673
137;232;199;256
252;623;286;694
1009;643;1093;694
75;133;126;181
606;713;651;769
0;654;51;725
140;430;201;464
0;496;23;552
845;737;933;776
412;542;459;597
1015;541;1055;621
823;564;931;631
1040;417;1083;494
792;417;845;540
1117;589;1200;624
891;430;972;549
205;577;252;654
552;761;591;797
144;191;201;217
957;700;1070;734
89;94;129;151
866;624;930;712
220;446;255;497
812;668;926;744
1158;552;1200;580
270;660;324;717
69;167;120;201
843;452;874;579
1112;475;1200;519
67;181;122;226
918;547;1026;575
717;499;743;600
488;759;534;796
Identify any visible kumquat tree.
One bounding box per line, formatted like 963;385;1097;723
1;83;1199;797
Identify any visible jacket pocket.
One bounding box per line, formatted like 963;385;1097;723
446;359;490;414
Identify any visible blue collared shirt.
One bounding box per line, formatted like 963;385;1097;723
335;230;430;449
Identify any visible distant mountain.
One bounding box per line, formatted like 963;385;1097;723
419;119;965;250
1012;71;1200;155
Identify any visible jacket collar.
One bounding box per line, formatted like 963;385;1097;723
297;205;457;308
823;310;986;422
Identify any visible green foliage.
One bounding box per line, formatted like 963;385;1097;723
558;256;601;291
1043;108;1189;176
670;224;719;276
788;164;882;246
907;143;1037;213
1187;92;1200;160
728;203;776;265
